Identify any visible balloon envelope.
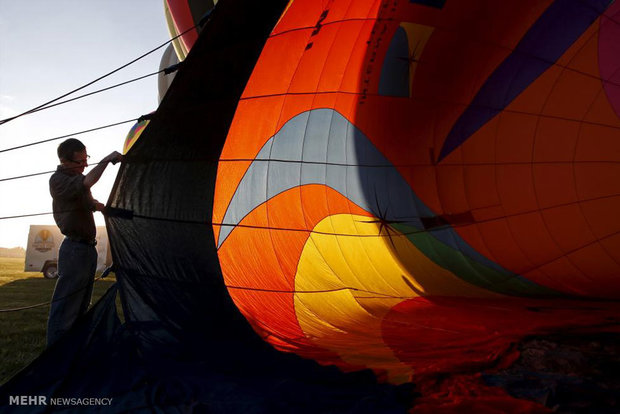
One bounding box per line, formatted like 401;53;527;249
164;0;216;60
123;117;150;154
213;0;620;382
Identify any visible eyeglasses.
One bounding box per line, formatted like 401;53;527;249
69;155;90;164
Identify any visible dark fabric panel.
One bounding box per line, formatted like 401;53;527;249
0;285;145;414
107;0;291;356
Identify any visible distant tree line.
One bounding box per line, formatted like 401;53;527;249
0;247;25;258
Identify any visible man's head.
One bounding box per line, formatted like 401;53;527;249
58;138;89;175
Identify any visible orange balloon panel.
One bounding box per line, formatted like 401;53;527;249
216;185;372;363
213;0;620;381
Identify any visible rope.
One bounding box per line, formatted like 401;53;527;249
3;154;619;184
13;70;166;118
0;205;120;220
0;119;138;154
0;19;202;126
0;274;111;313
0;267;403;313
0;161;111;183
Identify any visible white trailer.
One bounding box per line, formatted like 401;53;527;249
24;225;112;279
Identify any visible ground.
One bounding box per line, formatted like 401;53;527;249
0;257;117;385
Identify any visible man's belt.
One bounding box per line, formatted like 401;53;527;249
66;237;97;246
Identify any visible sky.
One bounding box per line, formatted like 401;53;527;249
0;1;171;248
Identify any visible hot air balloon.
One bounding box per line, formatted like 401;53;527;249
164;0;216;60
213;0;620;386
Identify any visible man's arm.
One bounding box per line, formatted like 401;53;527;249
84;151;123;189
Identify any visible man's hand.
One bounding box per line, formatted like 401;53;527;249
103;151;123;165
84;151;123;189
94;202;106;212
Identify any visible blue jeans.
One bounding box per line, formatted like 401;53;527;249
47;238;97;347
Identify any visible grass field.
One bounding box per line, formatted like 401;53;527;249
0;257;117;386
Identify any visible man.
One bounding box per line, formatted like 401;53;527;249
47;138;122;347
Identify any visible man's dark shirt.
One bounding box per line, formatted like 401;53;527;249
49;166;96;241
